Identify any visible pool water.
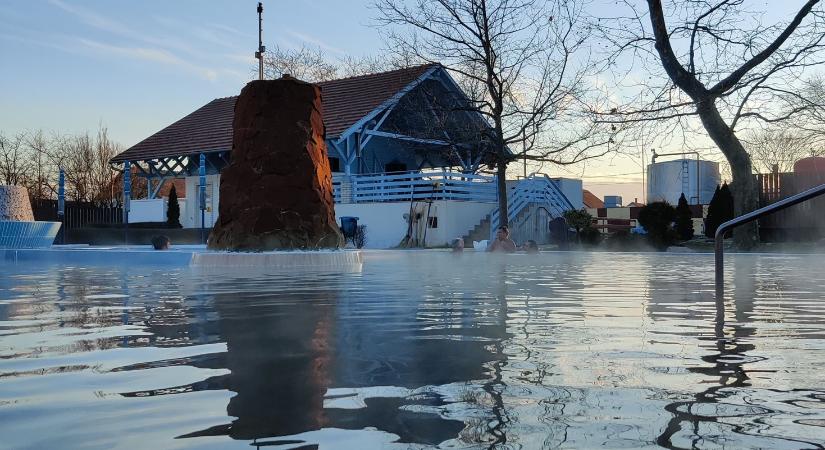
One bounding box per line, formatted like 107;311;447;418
1;251;824;449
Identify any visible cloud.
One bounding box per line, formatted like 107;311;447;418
285;30;345;55
77;38;218;81
46;1;243;82
210;23;251;39
49;0;127;36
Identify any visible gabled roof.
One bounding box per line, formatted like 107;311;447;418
111;64;439;163
582;189;605;209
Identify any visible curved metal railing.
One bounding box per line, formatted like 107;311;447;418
715;182;825;296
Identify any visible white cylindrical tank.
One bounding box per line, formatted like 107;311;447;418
647;159;720;205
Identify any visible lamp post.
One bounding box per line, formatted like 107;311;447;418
199;154;207;245
123;161;131;245
58;167;65;244
255;3;265;80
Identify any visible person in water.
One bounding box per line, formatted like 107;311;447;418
451;238;464;252
151;235;171;250
523;240;539;254
487;226;517;253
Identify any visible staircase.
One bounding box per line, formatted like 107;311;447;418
462;215;491;247
490;175;574;241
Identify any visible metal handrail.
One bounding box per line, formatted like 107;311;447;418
715;182;825;295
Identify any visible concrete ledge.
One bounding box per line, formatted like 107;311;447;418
191;250;363;268
1;246;363;270
1;247;195;266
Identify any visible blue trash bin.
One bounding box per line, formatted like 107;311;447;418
340;216;359;241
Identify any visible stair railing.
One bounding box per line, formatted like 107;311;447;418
715;182;825;296
491;175;573;239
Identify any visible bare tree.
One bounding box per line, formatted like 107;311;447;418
374;0;612;226
261;44;417;82
91;125;120;203
0;132;31;186
594;0;825;248
744;127;821;174
261;45;339;82
50;125;122;203
25;130;56;200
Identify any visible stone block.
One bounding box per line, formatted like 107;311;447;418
0;185;34;222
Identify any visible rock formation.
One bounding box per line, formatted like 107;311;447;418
208;77;343;251
0;185;34;221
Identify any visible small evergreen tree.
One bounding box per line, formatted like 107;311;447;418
704;185;722;238
675;193;695;241
638;201;677;250
719;182;735;226
706;183;735;238
167;184;181;228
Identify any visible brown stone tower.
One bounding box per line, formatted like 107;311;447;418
208;77;343;251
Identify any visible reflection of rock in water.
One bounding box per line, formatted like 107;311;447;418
220;292;336;439
140;259;511;446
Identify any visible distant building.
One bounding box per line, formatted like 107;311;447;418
582;190;604;209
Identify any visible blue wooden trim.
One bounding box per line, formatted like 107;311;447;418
359;106;395;148
334;65;441;145
363;130;451;146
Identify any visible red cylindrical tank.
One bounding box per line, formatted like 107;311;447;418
793;156;825;190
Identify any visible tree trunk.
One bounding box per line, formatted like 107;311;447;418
496;160;509;227
696;100;760;249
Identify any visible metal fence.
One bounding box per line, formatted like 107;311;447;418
755;172;824;241
32;199;123;229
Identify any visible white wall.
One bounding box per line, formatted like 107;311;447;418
130;199;165;223
552;178;584;209
435;201;495;245
335;202;410;248
179;172;493;248
335;201;494;249
184;174;220;228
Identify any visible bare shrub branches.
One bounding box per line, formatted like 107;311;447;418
0;125;121;203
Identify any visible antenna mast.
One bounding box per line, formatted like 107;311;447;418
255;2;265;80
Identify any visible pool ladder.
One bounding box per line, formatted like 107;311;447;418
715;182;825;296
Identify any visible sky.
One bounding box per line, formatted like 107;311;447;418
1;1;805;203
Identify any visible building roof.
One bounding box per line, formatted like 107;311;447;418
111;64;439;164
582;189;604;208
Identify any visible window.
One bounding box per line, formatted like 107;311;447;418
328;157;340;173
427;216;438;228
384;161;407;173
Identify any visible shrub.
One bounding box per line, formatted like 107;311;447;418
166;185;181;228
638;201;677;250
579;226;603;246
563;209;594;245
353;225;367;249
563;209;592;234
675;193;695;241
549;217;570;249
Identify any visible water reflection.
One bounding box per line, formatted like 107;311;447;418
138;259;514;447
1;252;824;449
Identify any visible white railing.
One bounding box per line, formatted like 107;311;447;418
490;175;574;239
334;171;497;203
332;178;342;203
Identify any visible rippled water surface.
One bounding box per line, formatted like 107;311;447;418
1;251;824;449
